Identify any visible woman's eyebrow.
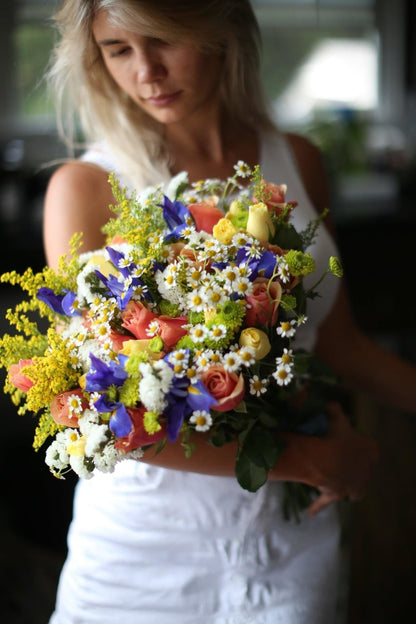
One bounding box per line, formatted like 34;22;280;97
97;38;126;46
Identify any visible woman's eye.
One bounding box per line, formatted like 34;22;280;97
110;47;130;58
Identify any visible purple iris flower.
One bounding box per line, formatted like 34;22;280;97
159;195;193;242
236;247;277;281
85;353;128;392
106;246;133;279
164;374;217;442
37;287;81;316
86;354;132;437
95;271;134;310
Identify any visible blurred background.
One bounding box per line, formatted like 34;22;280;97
0;0;415;622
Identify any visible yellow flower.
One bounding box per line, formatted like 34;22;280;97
246;203;275;242
239;327;271;360
66;433;86;456
87;254;117;278
213;218;238;245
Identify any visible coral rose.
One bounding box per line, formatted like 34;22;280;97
200;367;245;412
245;278;282;327
115;406;167;452
121;301;157;340
157;315;188;348
8;359;35;392
50;388;88;427
188;202;224;234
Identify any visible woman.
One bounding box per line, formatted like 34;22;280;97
43;1;411;622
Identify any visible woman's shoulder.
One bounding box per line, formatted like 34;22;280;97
47;160;114;203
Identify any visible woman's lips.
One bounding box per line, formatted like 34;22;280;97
145;91;182;107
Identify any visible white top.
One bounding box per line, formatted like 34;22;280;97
50;132;342;624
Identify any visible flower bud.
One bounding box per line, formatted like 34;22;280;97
246;203;275;242
239;327;271;360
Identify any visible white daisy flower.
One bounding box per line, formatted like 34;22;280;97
189;324;208;343
189;410;213;432
272;364;294;386
276;348;294;367
237;346;256;367
223;351;242;373
67;394;84;419
146;320;160;337
276;320;297;338
209;324;227;342
277;259;291;284
249;375;269;397
187;289;207;313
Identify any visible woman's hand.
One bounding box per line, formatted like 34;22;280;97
306;402;379;517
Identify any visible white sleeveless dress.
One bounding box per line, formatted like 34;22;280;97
49;132;343;624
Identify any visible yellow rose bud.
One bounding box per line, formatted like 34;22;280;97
227;199;245;216
213;218;238;245
246;202;275;242
87;254;116;278
66;434;87;457
239;327;271;360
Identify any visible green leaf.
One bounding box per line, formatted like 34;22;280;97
241;426;280;470
235;454;268;492
272;224;304;251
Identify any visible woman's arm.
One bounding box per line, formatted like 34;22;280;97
43;162;115;268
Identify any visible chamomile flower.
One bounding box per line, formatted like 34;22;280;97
249;375;269;397
168;349;190;377
272;364;294;386
234;276;253;297
67;393;84;419
237;346;256;367
189;324;208;343
234;160;252;178
276;320;297;338
223;351;242;373
277;258;291;284
187;289;207;313
146;320;160;338
209;324;227;342
276;348;294;367
195;350;212;372
189;410;213;432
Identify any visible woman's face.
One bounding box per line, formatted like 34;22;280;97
92;10;223;126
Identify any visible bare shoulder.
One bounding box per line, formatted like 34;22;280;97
284;132;330;215
43;161;115;268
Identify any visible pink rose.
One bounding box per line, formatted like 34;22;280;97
254;182;297;218
245;278;282;327
200;366;245;412
115;406;167;452
8;359;35;392
50;388;87;427
188;202;224;234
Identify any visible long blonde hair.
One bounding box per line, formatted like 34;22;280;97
49;0;276;188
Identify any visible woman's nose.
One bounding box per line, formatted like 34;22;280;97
136;48;166;84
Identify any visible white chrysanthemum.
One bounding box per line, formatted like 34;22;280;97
84;424;109;455
76;263;103;305
126;448;145;461
155;269;184;307
78;409;101;435
93;445;123;473
45;435;69;471
249;375;269;397
189;410;213;432
77;339;112;372
272;364;294;386
69;455;94;479
276;320;297;338
62;315;87;341
153;359;175;392
139;375;168;413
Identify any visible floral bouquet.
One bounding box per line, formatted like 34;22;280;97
0;161;342;519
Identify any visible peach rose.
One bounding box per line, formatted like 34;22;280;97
108;329;134;353
157;315;188;348
121;301;157;340
50;388;87;427
254;182;297;218
200;366;245;412
8;359;35;392
115;406;167;452
188;202;224;234
245;278;282;327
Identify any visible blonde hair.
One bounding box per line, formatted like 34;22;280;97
49;0;276;188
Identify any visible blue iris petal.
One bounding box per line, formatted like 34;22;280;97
86;354;128;392
109;403;133;437
256;250;278;278
160;196;191;230
61;290;82;316
163;375;216;442
186;380;217;412
236;247;278;281
95;271;133;310
106;247;132;278
37;287;65;314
